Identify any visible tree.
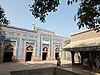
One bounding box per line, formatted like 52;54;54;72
0;5;9;25
30;0;100;32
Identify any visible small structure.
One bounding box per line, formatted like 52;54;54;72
64;29;100;70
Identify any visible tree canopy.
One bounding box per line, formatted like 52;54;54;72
30;0;100;32
0;5;9;25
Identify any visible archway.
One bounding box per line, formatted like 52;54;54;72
3;44;14;62
25;45;33;61
42;46;48;60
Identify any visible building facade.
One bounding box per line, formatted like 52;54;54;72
0;23;68;63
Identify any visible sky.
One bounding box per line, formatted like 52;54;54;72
0;0;86;37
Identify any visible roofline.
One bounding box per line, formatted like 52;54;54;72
0;24;37;33
55;35;67;39
36;27;54;33
71;29;92;36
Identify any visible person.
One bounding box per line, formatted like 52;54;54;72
94;56;100;68
57;54;61;67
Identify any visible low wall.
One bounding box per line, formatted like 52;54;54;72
10;67;55;75
10;67;81;75
55;68;80;75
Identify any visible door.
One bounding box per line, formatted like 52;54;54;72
26;52;32;61
3;52;13;62
42;52;47;60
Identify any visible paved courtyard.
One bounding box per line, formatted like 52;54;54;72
0;60;100;75
0;60;71;75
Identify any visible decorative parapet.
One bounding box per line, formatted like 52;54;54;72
36;27;54;33
0;24;37;33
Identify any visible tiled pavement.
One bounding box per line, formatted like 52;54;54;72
0;60;100;75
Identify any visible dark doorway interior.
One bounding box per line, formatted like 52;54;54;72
3;52;13;62
42;52;47;60
55;53;59;60
26;52;32;61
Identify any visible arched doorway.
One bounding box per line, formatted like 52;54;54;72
42;46;48;60
3;44;15;62
55;47;60;60
25;45;33;61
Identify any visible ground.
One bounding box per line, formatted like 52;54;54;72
0;60;99;75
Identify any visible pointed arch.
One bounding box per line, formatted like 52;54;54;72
26;45;33;51
4;43;14;52
43;46;48;51
55;47;60;52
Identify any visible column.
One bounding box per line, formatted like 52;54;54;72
71;51;75;65
80;51;83;67
47;47;50;60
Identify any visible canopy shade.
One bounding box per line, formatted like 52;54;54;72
63;37;100;51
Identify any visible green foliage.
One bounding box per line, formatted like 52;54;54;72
30;0;60;22
75;0;100;32
0;5;9;25
30;0;100;32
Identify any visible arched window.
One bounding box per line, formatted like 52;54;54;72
55;47;60;52
5;44;14;51
26;45;33;51
43;46;48;51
